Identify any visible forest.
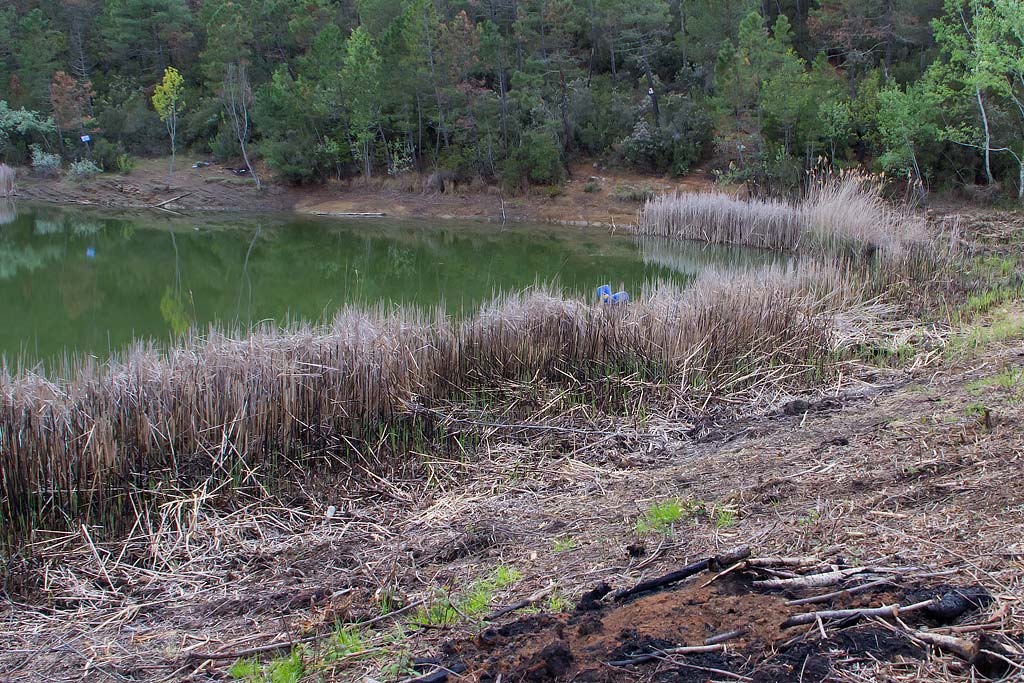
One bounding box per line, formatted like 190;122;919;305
2;1;1024;197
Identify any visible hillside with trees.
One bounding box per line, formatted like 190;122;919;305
1;1;1024;196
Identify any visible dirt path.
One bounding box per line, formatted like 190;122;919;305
11;158;716;225
2;303;1022;682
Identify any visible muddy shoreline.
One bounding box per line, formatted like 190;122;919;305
8;157;716;227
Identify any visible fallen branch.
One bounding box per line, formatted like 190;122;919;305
785;578;893;606
607;643;726;667
310;211;386;217
747;556;825;568
399;663;468;683
613;546;750;602
705;628;746;645
700;560;747;588
153;193;191;208
485;584;555;621
781;598;937;628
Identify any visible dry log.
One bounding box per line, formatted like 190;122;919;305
781;598;937;628
909;630;979;661
612;546;750;602
754;567;866;589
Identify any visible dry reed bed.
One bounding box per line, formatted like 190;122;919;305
0;266;866;555
0;177;947;564
637;174;930;256
0;163;14;198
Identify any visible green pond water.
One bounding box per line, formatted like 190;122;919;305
0;201;784;363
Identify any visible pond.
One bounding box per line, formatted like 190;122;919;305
0;202;784;363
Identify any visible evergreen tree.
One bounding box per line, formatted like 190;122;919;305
342;27;384;180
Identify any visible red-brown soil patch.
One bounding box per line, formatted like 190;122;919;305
435;573;991;683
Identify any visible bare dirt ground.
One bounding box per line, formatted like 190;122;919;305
1;208;1022;683
11;158;714;225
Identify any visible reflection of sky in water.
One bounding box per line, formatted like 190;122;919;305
1;203;779;363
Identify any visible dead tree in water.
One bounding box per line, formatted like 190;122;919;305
0;164;14;197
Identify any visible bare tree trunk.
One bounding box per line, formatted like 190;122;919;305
641;55;661;128
679;5;687;64
416;91;424;168
379;123;393;174
496;48;509;146
421;11;449;150
560;70;572;153
883;0;896;79
68;11;92;108
1018;156;1023;200
976;85;994;184
909;145;926;201
168;112;176;186
223;63;261;189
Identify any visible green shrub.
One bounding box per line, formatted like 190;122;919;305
228;658;260;682
67;159;102;180
116;153;135;174
568;75;634;155
92;139;123;172
611;184;655;202
635;499;703;535
415;565;523;627
621;97;713;176
93;90;165;156
92;140;134;175
499;130;566;191
583;181;600;193
621;121;667;173
210;125;242;161
29;145;61;177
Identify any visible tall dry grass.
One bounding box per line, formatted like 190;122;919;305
637;171;928;257
0;163;14;198
1;270;859;556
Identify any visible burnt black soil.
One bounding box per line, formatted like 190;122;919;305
432;573;990;683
